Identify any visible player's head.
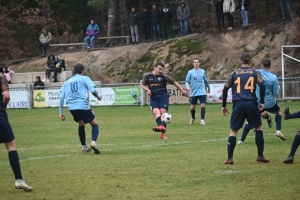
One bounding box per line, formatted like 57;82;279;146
240;52;251;65
193;58;200;69
73;63;85;75
261;58;271;69
153;62;164;75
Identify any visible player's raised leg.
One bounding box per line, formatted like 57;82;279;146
284;129;300;164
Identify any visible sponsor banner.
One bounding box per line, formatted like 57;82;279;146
207;84;232;103
33;90;46;107
33;90;67;108
7;90;28;108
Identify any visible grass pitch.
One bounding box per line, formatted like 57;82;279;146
1;102;300;199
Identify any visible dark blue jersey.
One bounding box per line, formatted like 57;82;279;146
142;72;175;95
224;67;264;101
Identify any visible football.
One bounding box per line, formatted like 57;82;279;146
161;113;172;124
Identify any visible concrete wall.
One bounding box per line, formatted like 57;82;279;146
11;71;73;84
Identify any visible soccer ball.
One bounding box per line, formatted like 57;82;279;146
161;113;172;124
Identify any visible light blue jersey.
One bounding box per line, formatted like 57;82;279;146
256;69;279;109
185;68;210;97
59;74;98;114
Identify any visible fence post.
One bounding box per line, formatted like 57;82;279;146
140;80;145;106
26;84;32;109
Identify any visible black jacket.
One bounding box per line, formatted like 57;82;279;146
162;10;173;25
150;9;162;25
129;11;140;25
237;0;250;11
47;54;57;68
141;10;151;24
215;0;224;13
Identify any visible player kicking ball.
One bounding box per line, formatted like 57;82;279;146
59;63;102;154
141;62;189;140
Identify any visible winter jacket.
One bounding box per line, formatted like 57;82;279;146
223;0;236;13
4;70;14;82
162;9;173;25
141;10;151;24
177;1;190;20
150;9;162;25
47;54;57;69
86;23;100;37
129;11;140;26
39;32;52;44
237;0;250;11
215;0;224;13
56;58;66;71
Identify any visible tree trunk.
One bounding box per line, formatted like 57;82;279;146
255;0;260;23
118;0;128;36
105;0;118;47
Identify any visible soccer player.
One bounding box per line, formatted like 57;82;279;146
141;62;189;140
59;63;102;154
237;58;286;144
283;107;300;163
222;52;269;164
185;58;210;125
0;68;33;191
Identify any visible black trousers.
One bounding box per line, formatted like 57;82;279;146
216;12;225;30
39;43;49;53
45;68;55;78
142;23;151;40
53;68;62;79
225;12;233;27
162;23;174;39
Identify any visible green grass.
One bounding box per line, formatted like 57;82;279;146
1;102;300;199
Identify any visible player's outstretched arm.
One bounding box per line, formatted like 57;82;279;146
174;81;189;97
141;84;152;95
2;91;10;108
60;114;66;121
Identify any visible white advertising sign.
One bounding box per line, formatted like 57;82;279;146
7;90;28;108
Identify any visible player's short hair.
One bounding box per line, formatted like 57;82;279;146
73;63;84;74
193;58;200;62
261;58;271;68
240;52;251;64
154;62;165;68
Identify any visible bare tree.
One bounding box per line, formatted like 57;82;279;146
119;0;128;36
105;0;118;46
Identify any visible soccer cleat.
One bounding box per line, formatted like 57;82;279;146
224;158;233;164
189;118;195;124
15;180;33;191
82;146;91;153
276;131;286;141
160;133;168;140
284;107;290;120
283;155;294;164
267;116;273;128
152;125;166;133
90;142;101;154
200;120;206;125
256;156;270;163
237;141;244;144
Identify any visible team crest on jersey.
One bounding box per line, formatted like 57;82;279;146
158;77;162;81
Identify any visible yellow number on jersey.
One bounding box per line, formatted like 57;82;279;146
234;77;254;93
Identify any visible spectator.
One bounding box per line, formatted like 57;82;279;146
38;27;52;57
3;67;14;84
280;0;292;20
215;0;225;31
42;54;57;83
162;5;174;40
84;19;100;50
52;54;66;83
223;0;235;30
129;7;140;44
33;76;45;90
150;4;163;41
237;0;250;27
177;1;190;36
141;6;151;42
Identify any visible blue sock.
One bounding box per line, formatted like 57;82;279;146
275;115;282;130
91;124;99;142
201;108;205;120
8;150;22;180
291;111;300;118
78;125;86;145
240;124;250;142
191;109;196;119
255;130;264;156
227;136;236;159
289;131;300;156
156;116;164;126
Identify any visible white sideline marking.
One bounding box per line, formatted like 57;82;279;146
215;170;235;174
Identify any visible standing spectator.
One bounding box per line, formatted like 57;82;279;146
3;67;14;84
237;0;250;27
33;76;45;90
42;54;57;83
129;7;140;44
162;5;174;40
53;54;66;83
0;68;33;191
150;4;163;41
177;1;190;36
223;0;235;30
280;0;292;20
84;19;100;50
38;27;52;57
215;0;225;31
141;6;151;42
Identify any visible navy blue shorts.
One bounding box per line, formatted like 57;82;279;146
262;103;280;115
0;110;15;143
189;95;206;105
230;100;262;130
150;93;169;111
70;109;95;124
